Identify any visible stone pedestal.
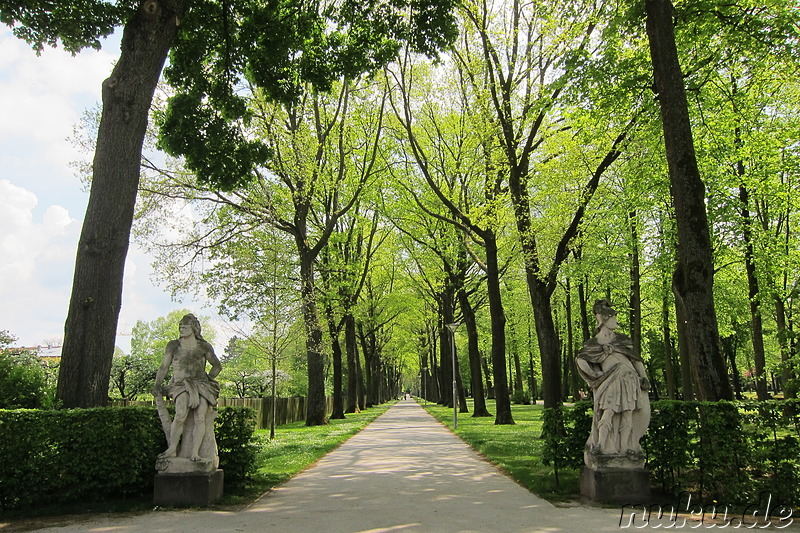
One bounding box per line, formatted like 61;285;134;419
580;451;650;505
153;469;224;507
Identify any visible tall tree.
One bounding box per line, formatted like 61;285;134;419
319;206;383;417
388;51;515;423
5;0;457;408
457;0;639;409
1;0;187;408
645;0;733;400
157;0;458;424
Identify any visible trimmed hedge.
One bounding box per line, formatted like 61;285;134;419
545;399;800;507
215;405;258;483
0;405;257;511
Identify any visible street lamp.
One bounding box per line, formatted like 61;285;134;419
446;322;461;429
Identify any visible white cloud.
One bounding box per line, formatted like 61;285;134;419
0;31;235;351
0;179;196;349
0;30;117;182
0;180;79;345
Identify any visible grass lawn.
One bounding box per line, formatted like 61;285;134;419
421;399;581;504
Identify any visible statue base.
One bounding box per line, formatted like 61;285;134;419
581;451;649;505
155;456;218;474
581;465;650;505
153;469;224;507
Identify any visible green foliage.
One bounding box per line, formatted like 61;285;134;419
0;407;164;511
0;332;52;409
0;405;259;511
640;400;799;506
157;91;272;190
541;407;567;485
563;400;593;468
0;0;133;53
157;0;458;189
642;400;694;491
694;402;753;502
215;406;258;483
740;400;800;506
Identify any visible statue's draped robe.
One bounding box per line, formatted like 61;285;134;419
577;333;650;455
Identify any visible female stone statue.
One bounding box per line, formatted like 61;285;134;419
576;300;650;459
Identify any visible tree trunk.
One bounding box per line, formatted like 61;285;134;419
300;254;328;425
662;288;677;399
454;346;468;413
564;280;580;400
485;233;514;424
629;211;643;356
440;288;457;409
507;170;562;408
578;278;591;342
721;334;744;400
775;297;797;399
673;272;695;400
482;352;494;399
328;323;346;419
358;322;377;407
527;317;538;401
356;335;366;409
512;338;524;399
457;288;491;417
344;314;360;413
529;279;562;409
57;0;187;408
739;183;768;401
645;0;732;401
428;321;441;403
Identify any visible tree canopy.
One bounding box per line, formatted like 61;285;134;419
5;0;800;412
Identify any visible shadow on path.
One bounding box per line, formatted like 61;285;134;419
18;399;626;533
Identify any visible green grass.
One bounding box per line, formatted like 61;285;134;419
422;399;581;504
221;402;394;506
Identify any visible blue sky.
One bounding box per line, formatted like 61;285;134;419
0;28;232;350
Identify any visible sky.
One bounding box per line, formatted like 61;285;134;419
0;28;234;352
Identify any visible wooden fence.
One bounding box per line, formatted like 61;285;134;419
218;396;334;429
112;396;334;430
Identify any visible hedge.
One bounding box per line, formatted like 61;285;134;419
544;399;800;507
0;405;257;511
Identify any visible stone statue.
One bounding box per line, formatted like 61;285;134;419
153;313;222;473
576;300;650;468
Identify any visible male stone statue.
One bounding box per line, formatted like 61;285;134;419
576;300;650;462
153;313;222;468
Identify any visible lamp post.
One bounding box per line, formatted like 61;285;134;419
446;322;461;429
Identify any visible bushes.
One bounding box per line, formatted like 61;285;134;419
0;407;165;510
215;406;258;483
541;401;592;484
559;399;800;507
0;349;52;409
0;405;257;511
